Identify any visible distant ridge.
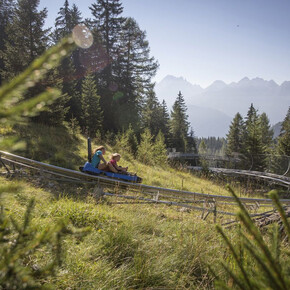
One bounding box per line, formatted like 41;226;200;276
205;80;227;92
155;75;289;137
156;75;203;107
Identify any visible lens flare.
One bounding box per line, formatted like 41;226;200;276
72;24;93;49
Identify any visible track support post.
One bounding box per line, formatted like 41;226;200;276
154;191;160;202
0;156;11;175
93;186;104;201
213;199;217;223
88;137;92;163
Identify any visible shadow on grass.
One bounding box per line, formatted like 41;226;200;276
12;123;84;170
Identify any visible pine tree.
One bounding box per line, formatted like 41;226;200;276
54;0;71;40
114;124;138;158
226;112;245;156
31;68;70;126
70;4;82;27
159;100;171;146
1;0;50;81
257;112;274;172
0;0;15;85
169;91;190;152
125;124;138;156
198;139;209;171
81;74;103;137
137;128;154;165
187;127;198;153
89;0;125;60
89;0;125;131
220;138;227;156
153;130;168;166
70;4;84;87
114;17;159;130
114;131;131;159
55;52;78;121
53;1;83;73
243;104;265;170
88;2;158;132
53;1;83;122
273;107;290;175
277;107;290;156
142;85;163;136
198;139;207;155
259;112;274;151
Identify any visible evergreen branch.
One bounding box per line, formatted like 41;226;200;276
0;88;61;119
10;216;21;233
0;206;10;242
220;262;247;290
271;223;280;264
22;199;35;232
208;263;232;290
225;185;252;224
214;281;232;290
237;213;287;289
0;36;75;103
269;191;290;238
242;232;282;290
216;225;253;289
227;185;288;289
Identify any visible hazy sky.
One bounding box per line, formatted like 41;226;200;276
39;0;290;87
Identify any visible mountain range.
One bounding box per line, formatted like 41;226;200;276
155;75;290;137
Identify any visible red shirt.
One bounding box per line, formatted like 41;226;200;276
109;159;117;169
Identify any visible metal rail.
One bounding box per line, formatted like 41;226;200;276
103;193;279;217
188;166;290;188
104;193;237;216
1;151;290;207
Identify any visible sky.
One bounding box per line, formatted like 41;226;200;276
39;0;290;88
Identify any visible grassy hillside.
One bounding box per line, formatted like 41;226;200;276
0;123;86;169
0;176;222;288
1;123;289;289
0;122;260;198
1;175;289;289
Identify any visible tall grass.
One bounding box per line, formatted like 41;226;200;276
214;187;290;289
1;175;289;289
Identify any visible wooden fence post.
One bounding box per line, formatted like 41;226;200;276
93;186;104;201
155;191;160;202
201;200;205;219
213;199;217;223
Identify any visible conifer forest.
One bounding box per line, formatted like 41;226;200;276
0;1;290;289
0;0;289;172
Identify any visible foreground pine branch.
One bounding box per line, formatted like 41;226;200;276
214;186;290;289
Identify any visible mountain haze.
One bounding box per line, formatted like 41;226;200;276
187;105;232;137
156;75;290;137
155;75;203;107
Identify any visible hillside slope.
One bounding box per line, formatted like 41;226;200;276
0;175;223;288
1;123;289;288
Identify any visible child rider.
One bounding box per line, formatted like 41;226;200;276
107;153;128;174
91;146;108;170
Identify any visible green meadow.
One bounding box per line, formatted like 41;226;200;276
1;123;289;289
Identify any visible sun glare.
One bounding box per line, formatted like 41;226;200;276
72;24;93;49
